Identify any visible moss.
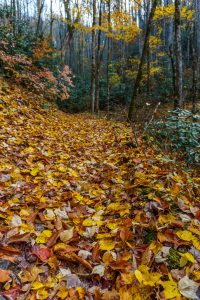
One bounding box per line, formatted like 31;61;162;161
167;248;180;269
144;229;156;244
140;187;153;195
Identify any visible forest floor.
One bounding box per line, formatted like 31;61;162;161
0;80;200;300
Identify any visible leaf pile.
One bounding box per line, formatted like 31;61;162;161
0;83;199;299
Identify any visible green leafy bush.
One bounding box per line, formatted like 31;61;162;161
147;109;200;163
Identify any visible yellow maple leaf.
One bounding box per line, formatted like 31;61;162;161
193;271;200;281
96;232;115;239
67;168;79;177
176;230;194;241
176;230;200;250
135;266;161;286
192;237;200;251
32;281;44;289
179;252;195;263
57;287;68;299
36;230;52;244
99;239;115;251
161;278;181;299
37;288;50;299
30;168;40;176
82;219;96;226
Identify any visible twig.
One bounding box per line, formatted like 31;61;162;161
142;102;161;135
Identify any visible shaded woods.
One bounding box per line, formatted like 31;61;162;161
0;0;199;115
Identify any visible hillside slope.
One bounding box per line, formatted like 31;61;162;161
0;81;199;299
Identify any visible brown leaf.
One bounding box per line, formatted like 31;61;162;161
102;290;120;300
55;216;63;231
7;233;31;244
141;246;153;265
120;227;131;243
71;252;93;271
92;242;100;262
26;212;38;224
46;230;60;248
0;245;20;255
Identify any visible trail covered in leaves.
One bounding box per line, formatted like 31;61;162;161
0;84;200;300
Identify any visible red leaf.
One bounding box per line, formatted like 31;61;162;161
32;246;52;261
195;209;200;220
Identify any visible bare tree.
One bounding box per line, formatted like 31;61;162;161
174;0;183;108
107;0;111;119
128;0;158;121
91;0;96;113
36;0;45;37
95;0;102;113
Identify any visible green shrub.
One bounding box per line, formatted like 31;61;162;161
146;109;200;163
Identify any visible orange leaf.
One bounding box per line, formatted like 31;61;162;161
32;247;52;261
120;227;131;243
0;269;11;283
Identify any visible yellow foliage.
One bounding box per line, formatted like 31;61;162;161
100;11;140;42
154;4;194;21
32;38;55;61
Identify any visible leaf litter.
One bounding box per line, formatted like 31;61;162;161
0;82;199;299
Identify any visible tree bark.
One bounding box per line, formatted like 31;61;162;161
174;0;183;108
191;18;198;113
128;0;158;121
36;0;44;37
95;0;102;113
168;45;176;96
91;0;96;113
49;0;54;42
107;0;111;119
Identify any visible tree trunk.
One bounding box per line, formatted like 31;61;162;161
95;0;102;113
91;0;96;113
36;0;44;37
195;0;200;61
146;2;151;100
62;0;79;63
174;0;183;108
11;0;16;36
168;45;176;96
191;22;198;113
128;0;158;121
49;0;54;42
107;0;111;119
146;41;150;100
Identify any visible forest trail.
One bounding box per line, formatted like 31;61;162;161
0;84;199;299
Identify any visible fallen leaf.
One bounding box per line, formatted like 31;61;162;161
99;239;115;251
178;276;199;299
0;269;11;283
60;228;74;242
92;264;105;277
